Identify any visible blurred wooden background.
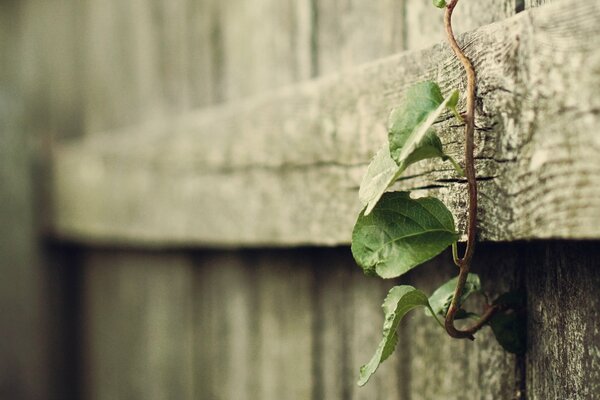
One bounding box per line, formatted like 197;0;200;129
2;0;600;399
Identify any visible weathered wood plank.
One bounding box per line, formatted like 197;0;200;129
0;92;47;400
83;252;194;400
252;251;315;399
194;252;256;400
195;250;315;400
216;0;314;100
314;0;405;75
405;245;524;399
526;242;600;399
526;0;555;7
404;0;516;50
52;0;600;246
313;250;405;399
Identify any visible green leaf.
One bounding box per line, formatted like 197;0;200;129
489;311;526;354
358;143;403;216
433;0;447;8
446;90;462;121
357;285;439;386
351;192;459;279
427;273;481;318
388;82;458;169
489;290;527;354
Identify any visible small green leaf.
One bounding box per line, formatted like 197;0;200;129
446;90;463;121
357;285;439;386
358;143;404;216
489;290;527;354
433;0;447;8
351;192;459;279
427;273;481;318
388;82;459;170
493;290;526;310
489;311;526;354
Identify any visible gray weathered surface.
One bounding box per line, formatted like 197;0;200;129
404;0;516;50
314;0;405;75
6;1;600;400
194;247;525;400
0;92;47;399
406;246;524;400
52;0;600;246
526;243;600;400
526;0;555;7
83;252;194;400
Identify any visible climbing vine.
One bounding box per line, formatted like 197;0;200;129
352;0;525;386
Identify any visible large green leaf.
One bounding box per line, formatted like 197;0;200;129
388;82;458;169
358;143;404;215
427;273;481;318
351;192;459;279
357;285;440;386
357;82;461;215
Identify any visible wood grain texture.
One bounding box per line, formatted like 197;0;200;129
314;0;405;75
405;245;524;400
83;252;194;400
317;253;406;400
525;0;556;7
526;242;600;400
52;0;600;247
0;90;47;400
216;0;313;100
195;249;405;400
195;250;315;400
404;0;516;50
194;252;257;400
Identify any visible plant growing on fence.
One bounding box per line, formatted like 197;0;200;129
352;0;525;386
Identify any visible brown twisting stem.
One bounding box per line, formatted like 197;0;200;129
443;0;498;340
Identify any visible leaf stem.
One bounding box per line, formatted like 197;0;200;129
451;242;460;267
446;155;465;177
443;0;486;340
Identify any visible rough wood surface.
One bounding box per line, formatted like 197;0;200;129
404;0;516;50
526;0;555;7
83;252;194;400
406;246;524;400
191;247;526;400
52;0;600;247
526;242;600;400
196;250;316;400
314;0;405;75
0;91;47;400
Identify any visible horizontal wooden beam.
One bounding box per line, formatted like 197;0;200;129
51;0;600;247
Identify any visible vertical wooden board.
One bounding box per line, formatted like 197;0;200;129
404;0;516;50
147;0;192;114
194;250;314;400
314;0;405;75
526;243;600;400
193;251;258;400
252;250;315;400
348;266;404;399
313;249;405;400
215;0;313;100
0;89;46;400
84;251;194;400
16;0;85;139
186;0;224;107
312;250;353;400
82;0;162;132
405;245;522;399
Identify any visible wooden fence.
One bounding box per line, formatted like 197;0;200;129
1;0;599;399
